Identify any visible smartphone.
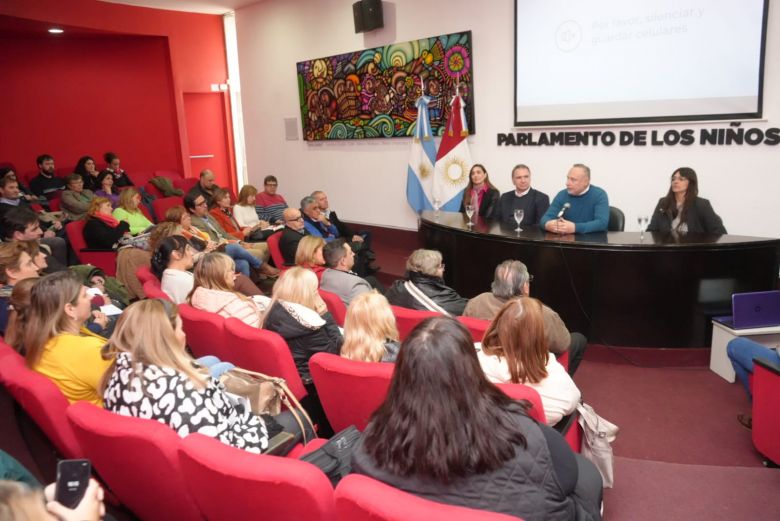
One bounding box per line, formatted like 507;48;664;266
54;459;91;509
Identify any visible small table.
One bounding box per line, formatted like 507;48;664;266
710;320;780;382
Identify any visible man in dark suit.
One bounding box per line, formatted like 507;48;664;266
311;190;377;272
496;164;550;227
279;207;307;265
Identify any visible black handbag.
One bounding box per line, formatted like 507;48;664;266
300;425;361;485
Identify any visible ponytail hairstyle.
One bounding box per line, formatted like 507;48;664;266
151;235;190;280
5;277;39;354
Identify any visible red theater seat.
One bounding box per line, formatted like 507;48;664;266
178;303;227;360
457;315;491;342
390;306;440;340
334;474;522;521
319;289;347;326
66;220;117;275
152;196;184;222
135;264;157;285
752;358;780;465
266;231;285;268
179;433;335;521
143;279;171;301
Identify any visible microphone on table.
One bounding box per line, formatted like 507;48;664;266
557;202;571;219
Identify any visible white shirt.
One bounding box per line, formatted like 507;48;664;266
232;204;260;228
161;269;194;304
477;351;581;426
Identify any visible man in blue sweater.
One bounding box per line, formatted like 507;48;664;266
541;164;609;234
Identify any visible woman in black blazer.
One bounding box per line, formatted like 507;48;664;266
83;197;131;249
458;164;500;219
647;167;726;234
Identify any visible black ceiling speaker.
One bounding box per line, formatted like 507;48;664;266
353;0;384;33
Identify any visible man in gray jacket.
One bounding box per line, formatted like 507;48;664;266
320;238;372;306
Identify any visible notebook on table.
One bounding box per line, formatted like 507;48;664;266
713;290;780;330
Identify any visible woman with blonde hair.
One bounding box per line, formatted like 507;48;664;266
24;272;113;406
385;248;467;315
294;235;326;281
102;299;307;453
262;267;342;383
341;291;400;363
189;252;268;326
112;187;153;235
479;297;581;426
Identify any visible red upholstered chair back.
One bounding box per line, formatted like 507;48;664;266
309;353;394;432
0;340;24;363
266;231;285;268
47;198;61;212
318;289;347;326
154;169;184;181
457;315;491;343
0;354;83;459
223;318;308;401
143;279;172;302
390;306;440;340
172;177;197;192
65;220;118;276
135;265;157;285
66;402;203;521
138;203;154;223
178;434;335;521
152;196;184;222
752;358;780;465
334;474;522;521
178;303;227;360
496;383;547;424
131;171;156;188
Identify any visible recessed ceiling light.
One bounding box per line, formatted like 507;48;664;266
48;28;64;34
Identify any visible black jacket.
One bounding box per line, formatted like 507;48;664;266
385;271;468;316
279;227;307;265
262;302;343;383
647;197;726;235
459;187;500;219
83;217;130;249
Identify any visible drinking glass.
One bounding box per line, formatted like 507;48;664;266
432;198;442;216
637;215;649;233
514;209;525;232
465;204;475;226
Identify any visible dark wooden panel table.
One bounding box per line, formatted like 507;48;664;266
419;211;780;347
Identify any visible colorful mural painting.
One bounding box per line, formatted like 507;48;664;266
296;31;474;141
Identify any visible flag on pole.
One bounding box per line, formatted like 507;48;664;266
433;91;472;212
406;93;438;213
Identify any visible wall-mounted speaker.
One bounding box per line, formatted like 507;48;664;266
353;0;383;34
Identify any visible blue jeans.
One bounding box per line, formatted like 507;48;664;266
727;337;780;400
224;243;262;276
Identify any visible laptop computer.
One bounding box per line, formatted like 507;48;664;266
714;290;780;329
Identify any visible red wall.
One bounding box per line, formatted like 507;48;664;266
0;0;232;183
0;36;179;176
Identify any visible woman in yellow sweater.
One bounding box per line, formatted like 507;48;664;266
112;188;153;236
24;272;112;406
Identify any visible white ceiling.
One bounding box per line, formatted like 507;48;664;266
98;0;263;15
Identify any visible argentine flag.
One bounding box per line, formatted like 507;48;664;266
406;95;437;213
433;93;472;212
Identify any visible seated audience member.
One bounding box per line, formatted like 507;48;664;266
29;154;66;198
255;175;288;225
295;235;327;281
341;291;400;363
496;164;550;227
102;299;310;454
311;190;367;244
25;272;113;406
0;478;105;521
1;207;67;270
727;338;780;429
94;171;120;208
351;316;603;520
261;267;343;383
4;278;38;353
83;197;131;249
0;167;38;204
647;167;726;235
301;195;338;241
0;176;32;215
278;207;307;265
479;297;581;426
112;188;153;236
541;163;609;235
74;155;101;191
187;169;219;209
210;187;269;244
114;221;178;301
60;174;95;221
464;260;587;375
100;151;134;188
385;249;467;316
0;242;41;334
234;184;272;232
458;164;500;219
152;235;195;304
320;238;372;306
184;192;275;277
189;252;268;326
